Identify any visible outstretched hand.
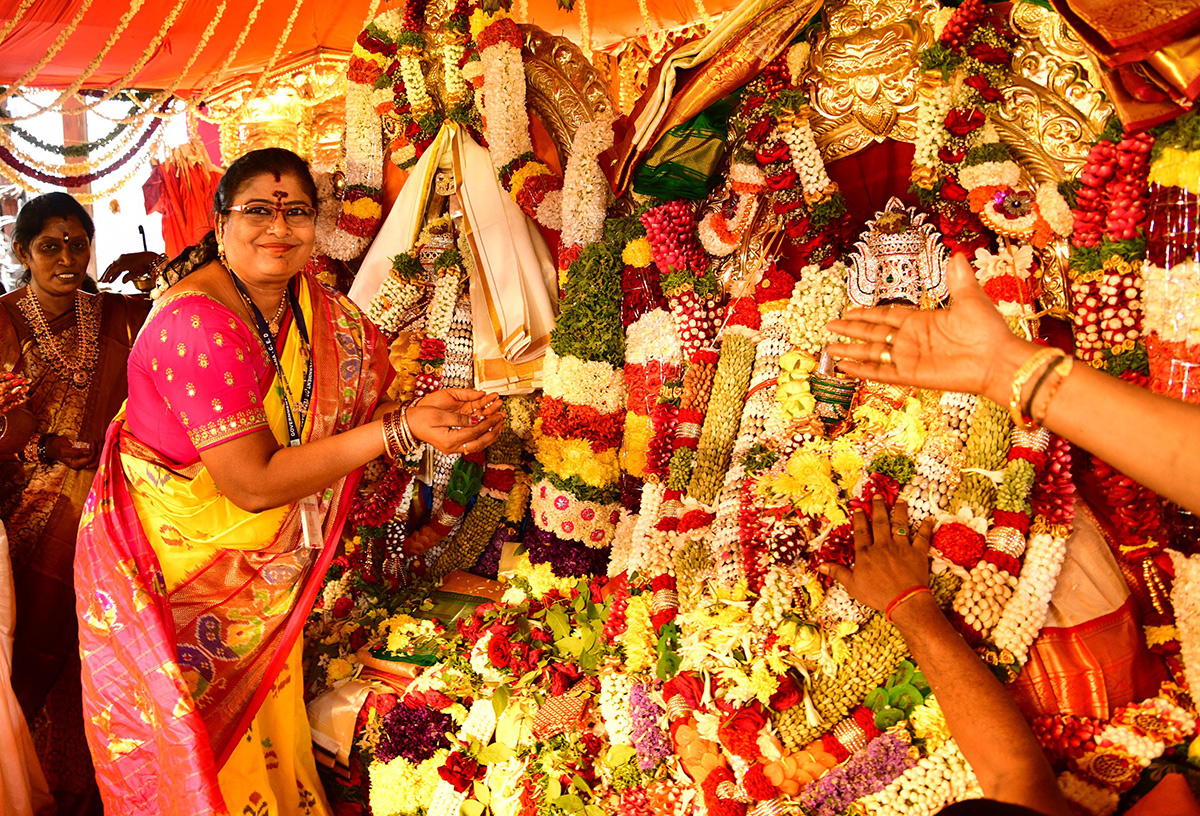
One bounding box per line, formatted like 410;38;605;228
407;388;505;455
825;253;1024;402
100;251;163;286
819;497;934;613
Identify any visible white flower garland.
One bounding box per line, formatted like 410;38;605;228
857;738;982;816
991;528;1067;663
479;40;533;173
912;83;956;180
329;80;385;261
1057;772;1118;816
541;350;627;415
785;263;849;358
1168;549;1200;697
559;115;615;248
599;670;635;745
780;116;834;203
623;481;665;577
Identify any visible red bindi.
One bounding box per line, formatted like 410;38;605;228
273;171;281;182
272;190;287;202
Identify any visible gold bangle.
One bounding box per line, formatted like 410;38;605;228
20;433;42;464
1031;355;1074;426
398;405;417;453
381;412;398;459
1009;347;1064;431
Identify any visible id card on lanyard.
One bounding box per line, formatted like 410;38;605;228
231;273;324;550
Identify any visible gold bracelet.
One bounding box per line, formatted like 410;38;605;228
1031;355;1075;426
381;410;403;460
1009;347;1064;431
398;405;417;454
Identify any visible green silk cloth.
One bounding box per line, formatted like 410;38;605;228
632;95;738;201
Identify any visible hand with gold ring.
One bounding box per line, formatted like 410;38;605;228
825;253;1030;404
406;388;505;456
818;496;934;614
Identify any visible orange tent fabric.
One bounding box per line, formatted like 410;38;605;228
0;0;741;91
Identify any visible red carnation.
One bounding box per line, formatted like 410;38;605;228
944;108;986;137
742;763;778;799
718;704;768;760
332;595;354;619
349;625;369;651
933;522;986;567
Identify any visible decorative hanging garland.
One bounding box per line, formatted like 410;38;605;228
0;110;164;187
0;0;189;122
0;98;144;158
0;0;101;111
0;0;39;44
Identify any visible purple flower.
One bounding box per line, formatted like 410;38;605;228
525;527;609;577
630;682;671;771
376;703;454;764
470;522;515;579
798;731;916;816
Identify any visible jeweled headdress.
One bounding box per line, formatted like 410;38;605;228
847;197;948;308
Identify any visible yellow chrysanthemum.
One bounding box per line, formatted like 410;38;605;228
369;754;442;816
624;595;655;673
1149;147;1200;194
910;697;951;751
622;237;653;268
327;657;354;683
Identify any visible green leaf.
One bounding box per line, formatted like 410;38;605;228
547;777;562;801
461;801;485;816
474;780;491;806
477;743;516;764
496;706;521;747
607;745;637;768
552;794;585;812
584;806;605;816
558;636;584;657
546;607;571;641
572;774;593;795
492;686;510;721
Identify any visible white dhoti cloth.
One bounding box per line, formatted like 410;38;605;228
349;122;558;394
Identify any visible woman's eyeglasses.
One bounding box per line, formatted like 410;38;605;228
226;203;317;228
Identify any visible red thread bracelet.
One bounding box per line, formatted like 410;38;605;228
885;586;932;622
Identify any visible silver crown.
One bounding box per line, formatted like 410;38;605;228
847;197;948;308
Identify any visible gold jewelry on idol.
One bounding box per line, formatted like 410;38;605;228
17;288;100;390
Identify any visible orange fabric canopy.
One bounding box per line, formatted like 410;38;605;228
0;0;737;91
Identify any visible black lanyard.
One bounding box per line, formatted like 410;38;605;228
229;273;313;447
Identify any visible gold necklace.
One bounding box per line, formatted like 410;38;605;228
17;287;101;389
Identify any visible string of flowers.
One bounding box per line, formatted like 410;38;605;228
0;100;164;177
912;0;1073;253
1054;683;1196;815
476;8;564;230
0;109;165;188
328;12;396;259
0;0;102;109
530;218;627;577
707;262;794;587
0;0;38;44
0;97;142;158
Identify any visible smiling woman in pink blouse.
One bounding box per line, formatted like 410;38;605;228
74;148;504;816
